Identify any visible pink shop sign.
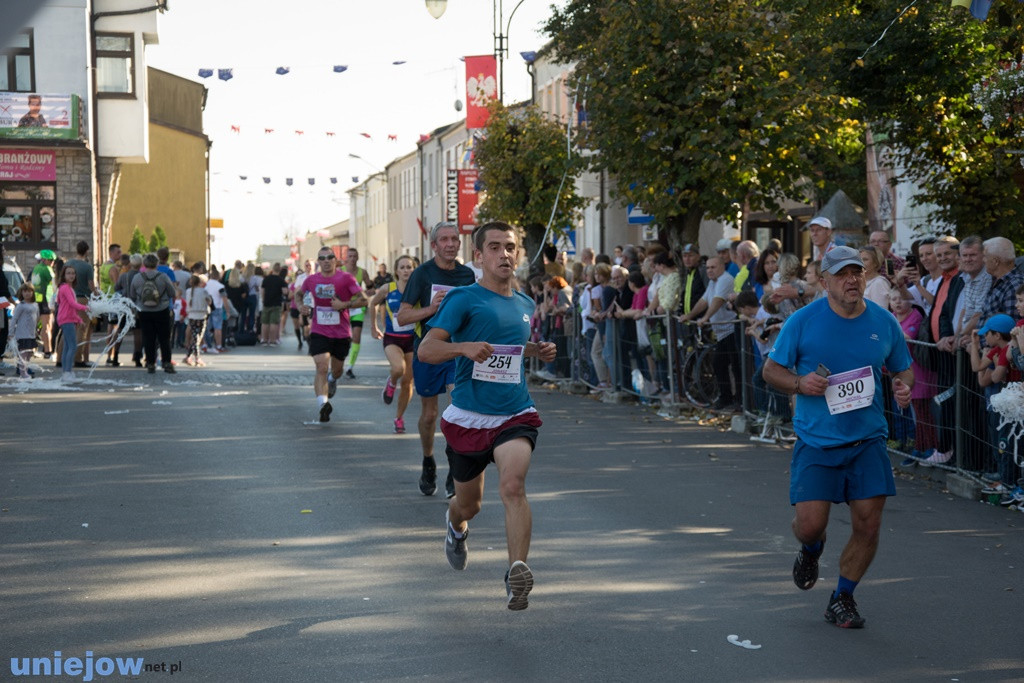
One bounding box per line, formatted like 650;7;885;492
0;149;56;181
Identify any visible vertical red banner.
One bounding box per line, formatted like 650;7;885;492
457;169;480;234
465;55;497;129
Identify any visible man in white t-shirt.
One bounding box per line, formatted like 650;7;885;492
678;256;739;410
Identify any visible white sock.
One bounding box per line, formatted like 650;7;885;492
317;395;328;406
449;521;464;539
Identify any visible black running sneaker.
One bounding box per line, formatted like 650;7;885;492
419;458;437;496
793;539;824;590
345;368;356;379
505;561;533;611
445;510;468;570
825;591;865;629
319;401;332;423
445;470;455;499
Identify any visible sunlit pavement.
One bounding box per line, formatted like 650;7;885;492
2;339;1022;681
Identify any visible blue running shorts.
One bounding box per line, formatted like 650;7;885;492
790;436;895;505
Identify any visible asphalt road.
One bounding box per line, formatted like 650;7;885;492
1;339;1022;682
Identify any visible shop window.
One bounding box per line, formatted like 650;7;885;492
0;30;35;92
0;183;56;248
95;32;135;97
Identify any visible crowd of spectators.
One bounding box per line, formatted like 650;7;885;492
522;227;1024;497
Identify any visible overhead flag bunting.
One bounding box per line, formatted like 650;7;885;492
218;68;233;81
333;65;348;73
275;66;290;75
308;178;315;185
198;68;214;79
263;177;271;184
239;175;247;180
392;61;406;65
286;178;293;186
330;178;337;184
352;176;359;183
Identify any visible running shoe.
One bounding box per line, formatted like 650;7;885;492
394;417;405;434
319;401;332;423
825;591;865;629
505;561;534;611
327;374;337;399
793;539;824;590
147;364;156;374
382;377;396;405
445;510;468;570
163;363;177;374
345;368;356;379
445;470;455;499
419;458;437;496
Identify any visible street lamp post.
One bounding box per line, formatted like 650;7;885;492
424;0;529;103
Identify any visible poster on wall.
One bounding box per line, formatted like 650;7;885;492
0;92;81;141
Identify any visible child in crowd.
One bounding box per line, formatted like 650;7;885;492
888;290;937;460
12;283;39;379
55;264;91;383
1008;284;1024;375
970;313;1022;500
803;260;825;301
184;275;212;367
737;289;790;420
173;288;188;349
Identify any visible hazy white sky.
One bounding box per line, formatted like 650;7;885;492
146;0;565;262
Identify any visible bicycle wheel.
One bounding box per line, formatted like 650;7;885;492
693;346;720;406
682;349;713;407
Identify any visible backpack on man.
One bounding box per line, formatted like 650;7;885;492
141;273;162;308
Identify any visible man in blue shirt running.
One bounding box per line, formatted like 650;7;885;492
763;246;913;629
396;222;477;498
418;221;556;611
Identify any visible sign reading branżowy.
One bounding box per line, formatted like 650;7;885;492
0;93;81;141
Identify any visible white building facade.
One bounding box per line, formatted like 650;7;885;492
1;0;163;271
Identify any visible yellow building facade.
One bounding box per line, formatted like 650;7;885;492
111;68;209;263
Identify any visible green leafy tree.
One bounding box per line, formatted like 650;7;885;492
128;226;147;254
816;1;1024;242
544;0;865;247
473;102;587;268
152;225;168;249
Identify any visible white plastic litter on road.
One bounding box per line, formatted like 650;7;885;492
726;635;761;650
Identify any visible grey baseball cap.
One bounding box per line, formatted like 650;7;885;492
821;246;864;275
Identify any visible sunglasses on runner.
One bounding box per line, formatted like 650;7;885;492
317;254;336;261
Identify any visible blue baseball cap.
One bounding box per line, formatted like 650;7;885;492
978;314;1015;336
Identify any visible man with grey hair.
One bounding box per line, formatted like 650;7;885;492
732;240;760;296
129;253;177;374
397;222;477;498
937;235;990;350
980;236;1024;326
